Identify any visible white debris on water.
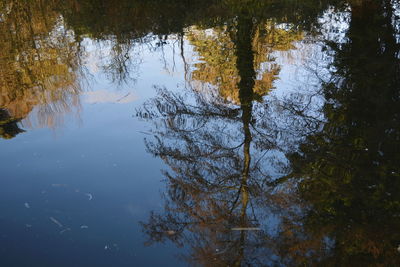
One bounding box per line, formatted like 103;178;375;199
85;193;93;200
231;227;261;231
80;225;89;229
104;244;119;251
49;217;63;228
52;184;67;187
24;203;30;209
59;228;71;234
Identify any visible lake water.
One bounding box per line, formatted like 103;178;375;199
1;0;400;266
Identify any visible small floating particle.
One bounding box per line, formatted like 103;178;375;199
49;217;63;228
214;248;227;255
104;245;109;250
85;193;93;201
231;227;261;231
59;228;71;234
166;230;176;235
80;225;89;229
52;184;67;187
26;224;32;228
24;203;30;209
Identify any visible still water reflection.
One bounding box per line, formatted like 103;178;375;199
1;0;399;266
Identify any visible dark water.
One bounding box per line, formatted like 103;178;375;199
1;0;400;266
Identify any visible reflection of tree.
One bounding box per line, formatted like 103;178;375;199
0;0;338;140
59;0;335;86
139;0;400;266
274;1;400;265
187;21;302;104
0;0;82;136
138;11;303;265
60;0;225;39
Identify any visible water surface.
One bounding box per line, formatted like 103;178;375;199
1;0;400;266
